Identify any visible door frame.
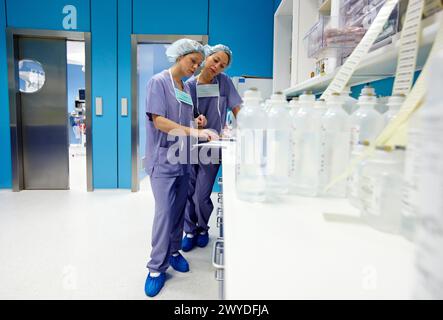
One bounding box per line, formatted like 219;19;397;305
130;34;208;192
6;28;93;192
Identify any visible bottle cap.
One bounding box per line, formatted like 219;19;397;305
375;145;393;152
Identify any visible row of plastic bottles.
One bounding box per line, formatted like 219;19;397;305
235;85;405;202
235;85;417;239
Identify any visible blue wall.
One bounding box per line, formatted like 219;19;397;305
0;0;277;189
350;71;422;99
91;0;118;188
133;0;209;35
117;0;132;188
209;0;274;78
0;0;12;188
6;0;90;31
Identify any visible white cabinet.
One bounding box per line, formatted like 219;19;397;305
274;0;344;92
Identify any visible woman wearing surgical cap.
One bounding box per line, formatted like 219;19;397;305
182;44;242;252
144;38;219;297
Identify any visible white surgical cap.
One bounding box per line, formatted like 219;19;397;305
203;44;233;67
166;38;205;63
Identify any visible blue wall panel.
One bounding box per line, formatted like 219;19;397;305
350;71;422;99
91;0;118;188
117;0;132;188
6;0;90;31
209;0;274;78
133;0;208;35
0;0;12;188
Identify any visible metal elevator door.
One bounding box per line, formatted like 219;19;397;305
18;37;69;190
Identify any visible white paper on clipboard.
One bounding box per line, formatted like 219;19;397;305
192;140;233;149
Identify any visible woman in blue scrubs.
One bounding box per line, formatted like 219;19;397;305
144;39;218;297
182;44;243;251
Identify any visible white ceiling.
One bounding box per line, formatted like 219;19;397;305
67;41;85;66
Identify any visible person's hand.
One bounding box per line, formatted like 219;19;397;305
198;129;219;142
196;115;207;128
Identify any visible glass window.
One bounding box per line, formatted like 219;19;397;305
18;59;46;93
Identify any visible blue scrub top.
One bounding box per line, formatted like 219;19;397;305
186;73;243;134
145;70;194;178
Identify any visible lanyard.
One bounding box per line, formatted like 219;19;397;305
169;69;193;125
168;69;191;151
196;75;223;132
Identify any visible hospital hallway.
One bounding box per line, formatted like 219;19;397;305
0;177;219;300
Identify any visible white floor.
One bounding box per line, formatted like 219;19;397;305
0;147;219;300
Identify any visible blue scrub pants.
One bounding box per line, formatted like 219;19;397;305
184;162;221;234
147;174;189;273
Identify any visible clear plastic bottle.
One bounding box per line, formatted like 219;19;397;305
265;92;287;112
290;92;325;196
347;140;370;208
288;97;299;116
266;92;291;194
350;85;384;151
340;86;358;115
236;88;268;202
359;146;405;234
376;96;389;114
401;111;421;241
383;94;406;127
320;93;351;197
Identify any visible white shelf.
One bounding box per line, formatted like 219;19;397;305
283;12;443;97
221;142;415;299
274;0;293;16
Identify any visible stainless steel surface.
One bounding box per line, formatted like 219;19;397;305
121;98;128;117
7;30;23;191
217;269;225;300
95;97;103;116
7;28;85;41
216;216;223;228
212;239;224;269
212;238;225;300
84;33;93;192
19;37;69;189
131;35;139;192
7;29;93;192
130;34;208;192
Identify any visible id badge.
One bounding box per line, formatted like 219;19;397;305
174;88;194;106
197;84;220;98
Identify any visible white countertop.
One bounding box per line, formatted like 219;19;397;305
221;141;416;300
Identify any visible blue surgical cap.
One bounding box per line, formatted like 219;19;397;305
166;39;205;63
203;44;233;67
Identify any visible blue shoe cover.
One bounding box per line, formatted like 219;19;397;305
169;253;190;272
145;272;166;297
196;232;209;248
181;234;196;252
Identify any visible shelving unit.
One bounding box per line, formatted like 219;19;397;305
273;0;319;92
282;8;442;97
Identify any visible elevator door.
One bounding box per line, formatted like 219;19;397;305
19;37;69;190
